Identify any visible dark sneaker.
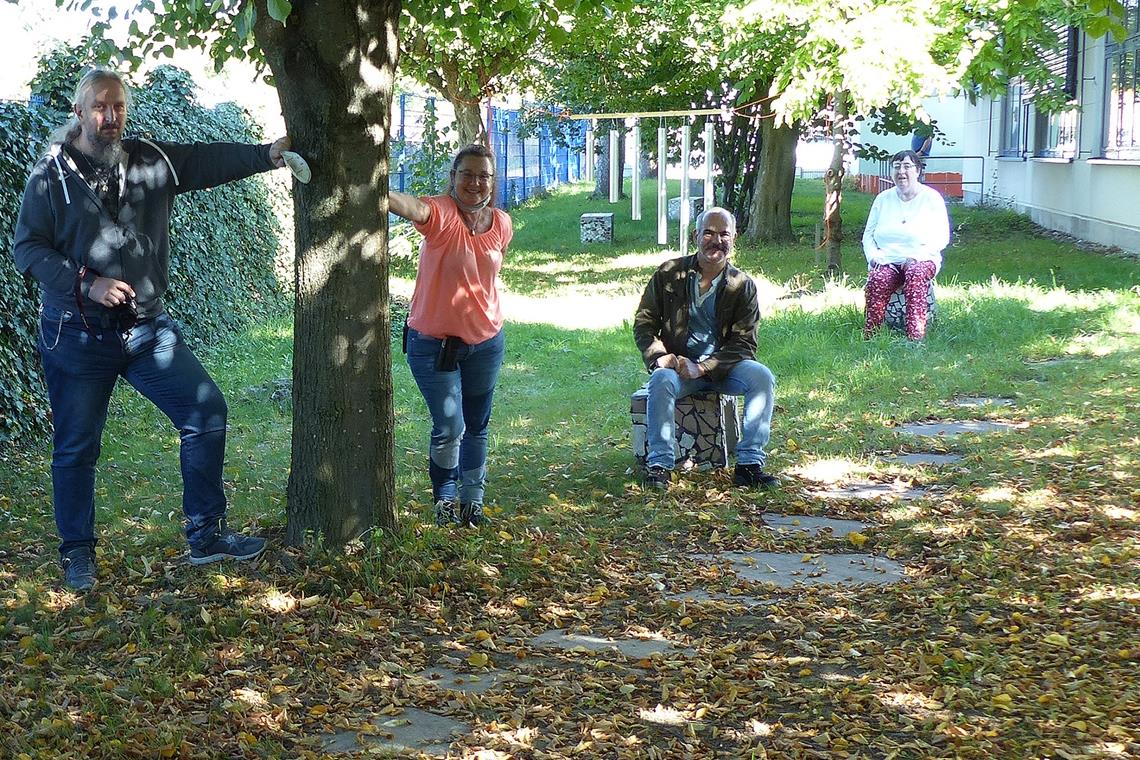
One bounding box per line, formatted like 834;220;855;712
61;547;96;591
643;465;671;490
733;464;779;489
189;522;266;566
434;499;459;526
460;501;489;527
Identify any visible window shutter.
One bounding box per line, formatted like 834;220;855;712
1028;25;1079;101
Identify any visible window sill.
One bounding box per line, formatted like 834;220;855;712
1030;157;1074;163
1087;158;1140;166
995;155;1027;162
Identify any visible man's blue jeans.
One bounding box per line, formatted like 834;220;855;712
406;327;505;504
645;359;776;470
38;305;228;555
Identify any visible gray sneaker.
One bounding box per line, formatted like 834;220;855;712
460;501;489;527
434;499;459;526
61;547;96;591
643;465;671;490
189;520;266;566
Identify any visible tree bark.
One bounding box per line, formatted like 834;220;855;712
823;91;850;276
452;99;487;148
420;59;489;147
745;106;799;244
592;120;625;200
718;112;762;230
254;0;400;545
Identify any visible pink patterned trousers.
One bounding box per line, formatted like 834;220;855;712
863;260;937;341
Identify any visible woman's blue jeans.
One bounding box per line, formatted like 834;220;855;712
38;305;228;555
406;327;505;504
645;359;776;470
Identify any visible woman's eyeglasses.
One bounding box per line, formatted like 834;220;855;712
456;170;494;183
892;162;918;171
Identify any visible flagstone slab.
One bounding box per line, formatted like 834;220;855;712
413;666;512;695
321;707;468;756
531;629;692;658
763;514;869;538
951;396;1015;408
693;551;904;587
883;453;964;466
809;481;929;501
897;420;1024;437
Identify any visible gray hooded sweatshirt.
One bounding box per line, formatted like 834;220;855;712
13;137;276;320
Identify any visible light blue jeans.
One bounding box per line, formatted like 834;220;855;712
406;327;505;504
645;359;775;470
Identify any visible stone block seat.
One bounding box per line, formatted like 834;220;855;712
666;196;704;221
630;384;741;469
884;281;937;332
580;212;614;243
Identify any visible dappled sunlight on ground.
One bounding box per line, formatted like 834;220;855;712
1076;584;1140;603
788;457;869;484
503;289;639;329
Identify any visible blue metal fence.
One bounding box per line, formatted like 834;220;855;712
391;93;586;209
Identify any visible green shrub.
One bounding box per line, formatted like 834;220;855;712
0;51;289;445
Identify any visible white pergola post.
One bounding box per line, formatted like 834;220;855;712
631;119;641;221
703;121;715;209
584;119;594;183
679;126;691;256
657;124;668;246
608;128;620;203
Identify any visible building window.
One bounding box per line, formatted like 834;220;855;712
999;80;1025;157
1105;0;1140;159
1032;25;1080;158
1035;109;1078;158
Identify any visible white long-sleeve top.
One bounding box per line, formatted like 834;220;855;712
862;184;951;272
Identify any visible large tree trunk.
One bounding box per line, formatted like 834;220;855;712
254;0;400;546
746;107;799;243
823;91;850;276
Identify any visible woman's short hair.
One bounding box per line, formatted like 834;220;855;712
891;149;924;170
446;143;498;207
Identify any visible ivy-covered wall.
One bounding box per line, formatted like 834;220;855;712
0;62;290;445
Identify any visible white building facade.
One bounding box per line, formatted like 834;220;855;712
959;8;1140;253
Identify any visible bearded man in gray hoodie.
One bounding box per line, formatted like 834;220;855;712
13;68;292;591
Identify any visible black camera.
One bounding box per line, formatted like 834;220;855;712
116;296;139;330
436;336;461;371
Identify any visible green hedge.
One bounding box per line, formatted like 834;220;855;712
0;63;289;445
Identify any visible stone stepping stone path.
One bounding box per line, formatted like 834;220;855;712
763;514;868;538
883;453;963;466
897;420;1024;437
412;665;512;695
809;481;930;501
951;396;1015;408
321;707;469;757
692;550;904;587
532;628;693;659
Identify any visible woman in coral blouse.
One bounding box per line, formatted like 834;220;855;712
389;144;512;528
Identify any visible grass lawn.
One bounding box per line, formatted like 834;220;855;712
1;179;1138;758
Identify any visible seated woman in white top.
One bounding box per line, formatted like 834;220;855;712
861;149;951;341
